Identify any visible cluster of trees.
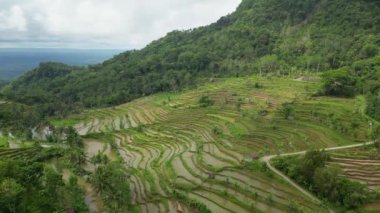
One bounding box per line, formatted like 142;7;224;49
0;0;378;124
273;150;376;209
280;102;296;119
91;162;131;212
0;124;132;212
64;127;86;175
321;69;357;97
199;95;214;108
0;102;43;135
73;131;132;212
321;55;380;120
360;56;380;120
0;159;88;212
0;128;88;213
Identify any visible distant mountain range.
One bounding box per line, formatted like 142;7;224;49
0;48;122;80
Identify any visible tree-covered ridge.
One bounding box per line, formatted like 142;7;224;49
2;0;380;118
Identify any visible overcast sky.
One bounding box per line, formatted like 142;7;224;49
0;0;241;49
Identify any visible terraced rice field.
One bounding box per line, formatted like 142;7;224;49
0;147;42;160
55;76;373;212
329;145;380;190
328;144;380;212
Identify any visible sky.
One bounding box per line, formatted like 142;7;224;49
0;0;241;49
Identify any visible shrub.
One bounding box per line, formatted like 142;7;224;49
254;82;263;88
280;103;295;119
212;126;223;135
321;70;357;97
199;96;214;107
173;190;211;213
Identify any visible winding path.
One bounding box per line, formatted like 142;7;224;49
260;141;375;213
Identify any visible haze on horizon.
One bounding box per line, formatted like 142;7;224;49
0;0;241;49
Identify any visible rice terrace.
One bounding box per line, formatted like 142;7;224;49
0;0;379;212
32;75;378;212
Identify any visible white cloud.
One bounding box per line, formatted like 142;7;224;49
0;0;241;49
0;5;27;31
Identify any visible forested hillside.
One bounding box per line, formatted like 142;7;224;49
2;0;380;125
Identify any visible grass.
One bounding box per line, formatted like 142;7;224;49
50;74;373;212
0;137;9;148
50;119;78;128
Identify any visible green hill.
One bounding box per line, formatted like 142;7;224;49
2;0;379;118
